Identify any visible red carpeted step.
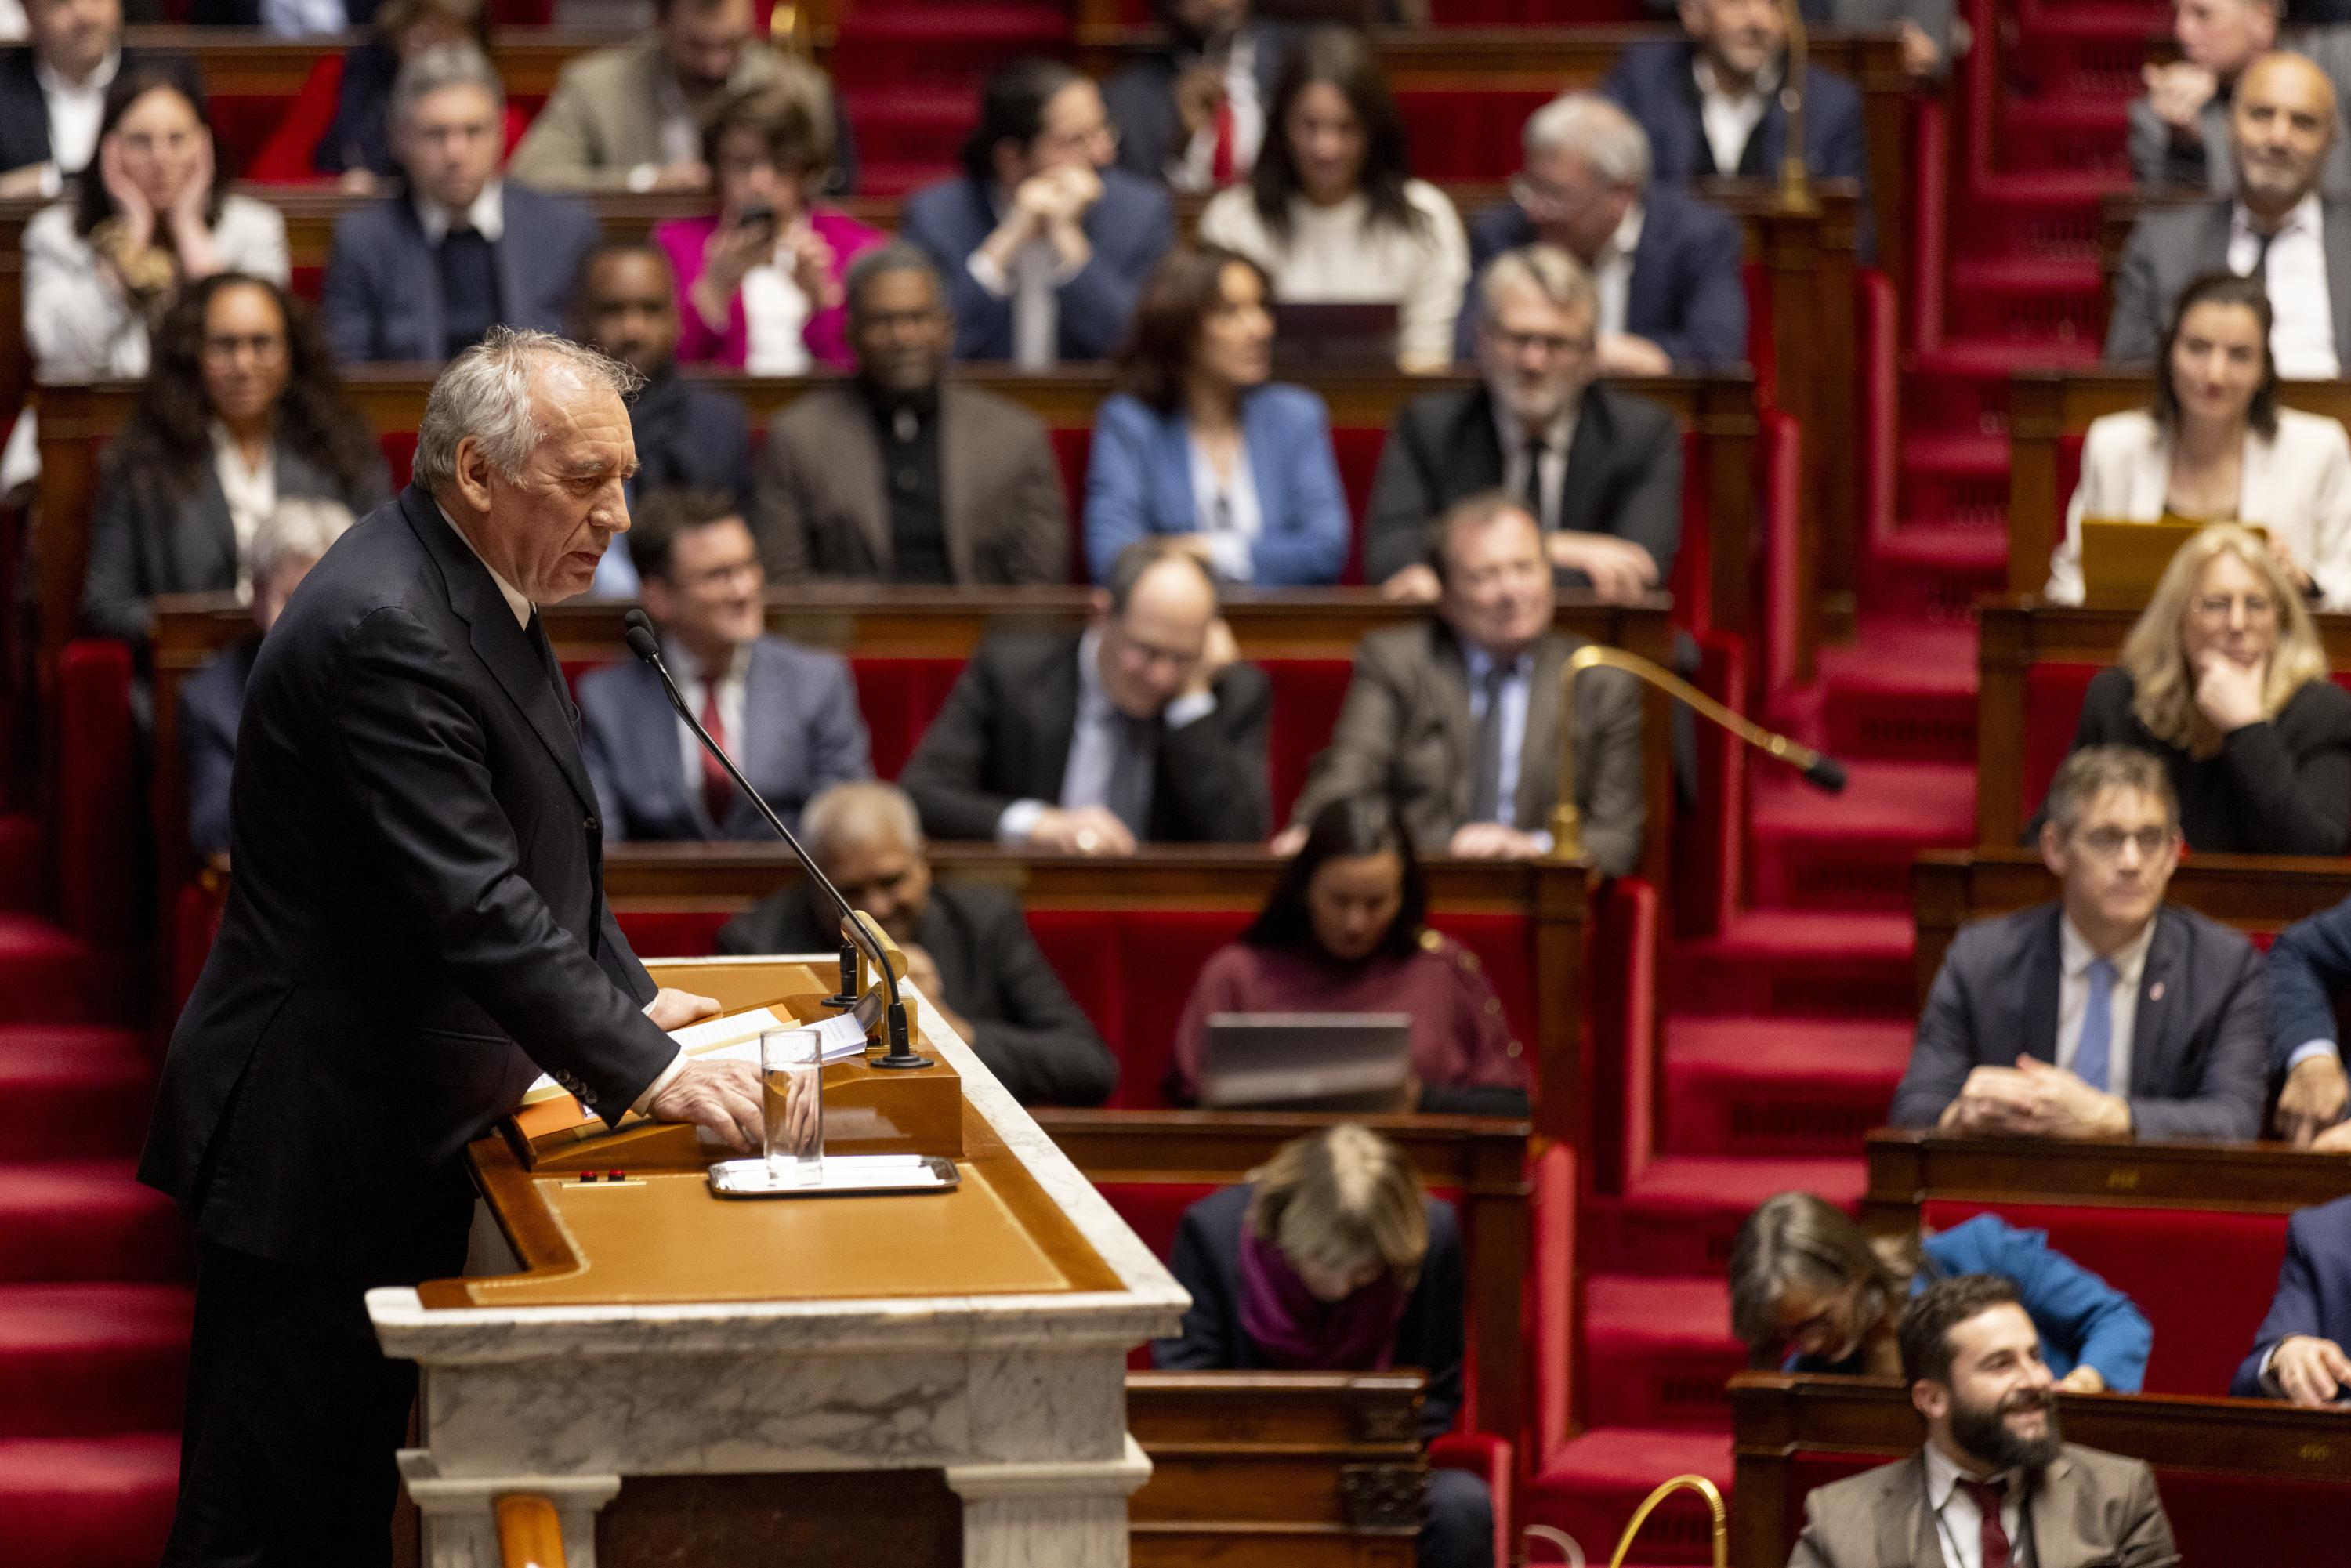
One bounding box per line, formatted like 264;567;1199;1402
1662;1017;1916;1159
1816;619;1978;766
1993;99;2132;176
1583;1276;1744;1430
1897;433;2012;531
1867;524;2010;618
829;4;1069;93
1945;256;2105;349
0;1284;191;1439
1668;910;1914;1018
841;85;983;194
0;1164;187;1284
2009;9;2171;97
1588;1156;1867;1276
0;1433;178;1568
1523;1428;1733;1564
0;814;49;915
0;919;119;1025
0;1030;153;1161
1751;760;1975;907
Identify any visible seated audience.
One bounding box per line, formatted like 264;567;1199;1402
2135;0;2351;194
903;58;1175;366
2262;893;2351;1148
0;0;183;198
1457;94;1747;371
1893;745;2268;1141
82;273;389;648
26;67;288;381
2231;1194;2351;1403
578;488;870;842
1601;0;1875;263
1171;796;1531;1115
1807;0;1957;81
1787;1276;2177;1568
755;244;1070;585
1197;26;1469;372
2108;51;2351;375
899;538;1271;852
650;85;882;374
2036;525;2351;854
2052;273;2351;606
509;0;850;196
1730;1192;2152;1393
1290;493;1646;872
182;498;354;869
1085;245;1348;586
1105;0;1296;194
1154;1125;1494;1568
715;781;1117;1106
313;0;491;191
321;44;600;366
1367;245;1682;604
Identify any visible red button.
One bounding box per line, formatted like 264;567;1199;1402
581;1171;599;1182
608;1170;625;1182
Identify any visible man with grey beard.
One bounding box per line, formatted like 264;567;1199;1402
1786;1275;2179;1568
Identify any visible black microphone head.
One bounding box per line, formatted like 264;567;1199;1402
1804;756;1849;793
623;607;654;636
624;624;661;663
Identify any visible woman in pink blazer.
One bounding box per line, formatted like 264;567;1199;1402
651;87;883;374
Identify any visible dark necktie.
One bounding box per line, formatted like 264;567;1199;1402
1101;711;1157;838
1521;437;1549;532
1962;1478;2012;1568
437;224;499;359
2248;223;2278;284
1467;661;1512;827
697;658;734;830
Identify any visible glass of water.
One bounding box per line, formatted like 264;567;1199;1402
761;1026;824;1184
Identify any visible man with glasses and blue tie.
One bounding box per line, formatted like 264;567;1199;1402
1889;744;2269;1142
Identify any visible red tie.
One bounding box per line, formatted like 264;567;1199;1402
1211;96;1237;186
1962;1479;2011;1568
698;663;733;828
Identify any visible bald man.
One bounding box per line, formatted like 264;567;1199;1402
2109;50;2351;374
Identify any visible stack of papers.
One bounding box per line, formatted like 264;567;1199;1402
519;1006;872;1110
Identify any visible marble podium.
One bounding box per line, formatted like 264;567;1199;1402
368;956;1190;1568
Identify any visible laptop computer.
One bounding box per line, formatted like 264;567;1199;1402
1199;1012;1414;1111
2078;518;2262;609
1271;302;1400;368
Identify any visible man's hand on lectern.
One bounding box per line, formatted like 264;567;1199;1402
645;987;721;1030
647;1059;764;1153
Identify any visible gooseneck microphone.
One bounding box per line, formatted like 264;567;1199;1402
621;609;929;1069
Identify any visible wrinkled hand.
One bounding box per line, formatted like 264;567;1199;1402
1447;821;1548;860
1381;563;1442;604
2056;1364;2106;1393
99;135;154;251
1596;333;1673;378
2193;649;2268;734
1175;60;1226;137
2271;1336;2351;1407
645;1056;763;1153
1030;805;1138;856
2277;1055;2350;1147
644;987;722;1031
2313;1117;2351;1153
1940;1056;2130;1139
1548;531;1660;603
2143;62;2219;134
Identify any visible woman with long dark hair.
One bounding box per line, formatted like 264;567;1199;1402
1170;795;1529;1114
1196;25;1466;371
81;273;389;648
25;67;288;379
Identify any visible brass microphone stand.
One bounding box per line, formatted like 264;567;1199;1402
1778;0;1817;213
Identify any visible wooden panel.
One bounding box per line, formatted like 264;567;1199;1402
595;1469;962;1568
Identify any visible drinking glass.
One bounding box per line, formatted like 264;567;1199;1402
761;1026;824;1184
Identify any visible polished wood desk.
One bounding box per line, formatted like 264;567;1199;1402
1863;1127;2351;1231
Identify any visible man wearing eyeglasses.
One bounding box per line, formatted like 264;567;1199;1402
1891;744;2268;1142
576;487;872;842
1364;243;1682;606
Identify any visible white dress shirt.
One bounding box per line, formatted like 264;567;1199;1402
1593;203;1644;342
2056;914;2156;1094
1694;57;1778;176
1187;429;1262;581
996;627;1216;842
1922;1443;2025;1568
1493;404;1578;537
2232;193;2342;378
212;423;277;600
259;0;346;36
1170;34;1265;193
416;179;505;244
739;257;814;375
966;207;1081;371
34;47;114;194
669;637;750;804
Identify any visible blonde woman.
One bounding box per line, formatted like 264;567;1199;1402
1153;1124;1493;1568
2034;523;2351;853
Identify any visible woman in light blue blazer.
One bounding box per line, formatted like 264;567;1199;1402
1084;245;1350;586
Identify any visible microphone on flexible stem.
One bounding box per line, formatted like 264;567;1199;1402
621;609;930;1069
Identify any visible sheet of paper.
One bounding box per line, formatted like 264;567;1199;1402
519;1006;873;1108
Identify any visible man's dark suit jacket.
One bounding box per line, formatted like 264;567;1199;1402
2106;196;2351;367
1453;183;1749;364
321;183;603;364
576;634;871;842
629;367;755;512
898;629;1271;844
139;486;678;1276
716;878;1117;1106
1599;39;1875;263
1103;20;1295;186
900;169;1176;362
2268;893;2351;1081
1360;380;1683;587
2232;1194;2351;1397
0;44;186;176
1889;902;2269;1141
1154;1184;1467;1442
179;633;259;864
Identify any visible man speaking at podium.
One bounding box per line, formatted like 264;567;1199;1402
139;330;764;1566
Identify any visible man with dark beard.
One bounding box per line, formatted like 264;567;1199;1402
1787;1275;2179;1568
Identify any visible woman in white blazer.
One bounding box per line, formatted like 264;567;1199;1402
2051;271;2351;608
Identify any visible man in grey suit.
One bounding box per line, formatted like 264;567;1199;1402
1285;491;1645;875
578;488;871;842
755;244;1070;585
321;43;602;365
1788;1275;2179;1568
1890;746;2269;1142
2107;50;2351;374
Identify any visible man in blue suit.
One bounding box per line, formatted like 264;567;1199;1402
2262;894;2351;1149
1599;0;1875;263
578;488;871;842
2232;1195;2351;1404
1456;93;1748;370
902;58;1176;366
321;42;602;365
